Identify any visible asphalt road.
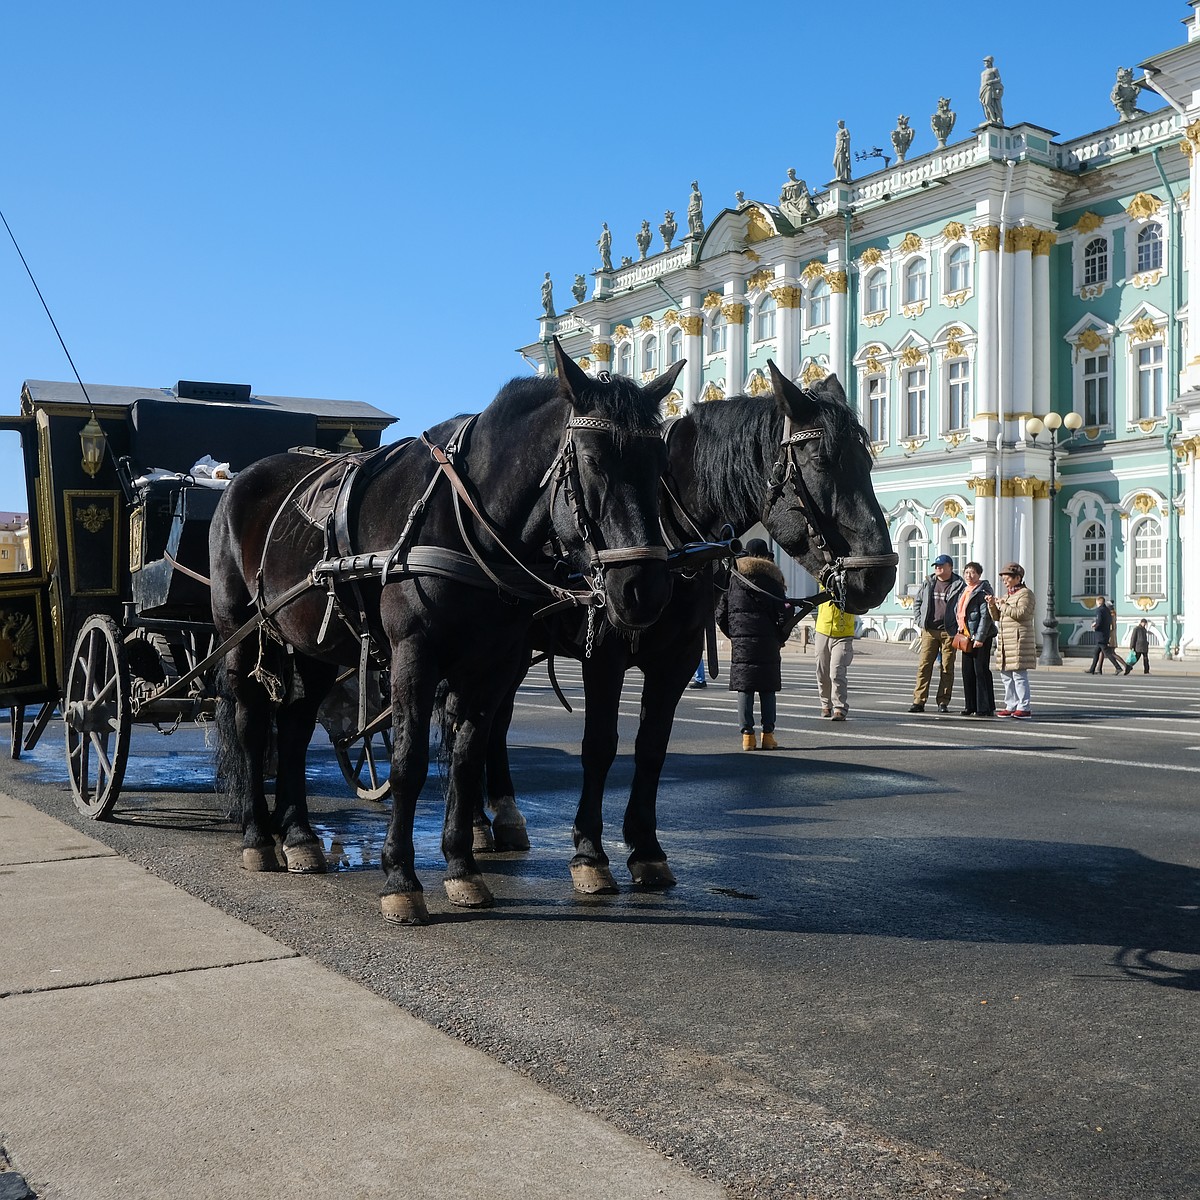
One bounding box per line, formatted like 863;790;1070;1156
5;647;1198;1200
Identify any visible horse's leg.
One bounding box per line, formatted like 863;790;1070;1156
441;691;496;909
442;686;496;856
483;676;530;852
570;650;625;894
273;656;339;873
623;653;694;889
379;641;438;925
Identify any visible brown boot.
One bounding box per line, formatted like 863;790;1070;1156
760;732;779;750
742;732;758;751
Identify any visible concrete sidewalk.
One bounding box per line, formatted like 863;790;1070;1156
0;791;724;1200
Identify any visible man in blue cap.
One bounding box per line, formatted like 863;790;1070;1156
909;553;965;713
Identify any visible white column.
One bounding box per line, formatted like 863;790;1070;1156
589;325;613;379
1032;232;1053;416
723;282;747;396
680;291;704;409
774;266;803;380
973;226;1000;424
1182;127;1200;392
1007;228;1035;429
827;254;849;385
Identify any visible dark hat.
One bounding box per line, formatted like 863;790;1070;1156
744;538;771;559
931;554;953;567
999;562;1024;577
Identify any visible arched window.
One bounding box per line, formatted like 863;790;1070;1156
1083;237;1108;286
902;366;927;438
903;258;928;305
1137;223;1163;273
1132;516;1165;596
946;245;971;293
668;327;683;364
643;335;658;373
1081;521;1107;596
1083;351;1110;427
947;359;970;430
902;528;924;595
866;375;888;444
755;294;776;341
617;342;632;376
945;522;969;575
709;311;727;354
808;279;830;328
866;268;888;314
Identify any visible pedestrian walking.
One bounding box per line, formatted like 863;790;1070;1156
716;538;791;750
908;554;965;713
1086;595;1126;675
987;562;1036;718
814;599;856;720
954;561;997;717
1125;618;1151;674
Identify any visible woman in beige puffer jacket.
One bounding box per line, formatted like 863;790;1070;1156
987;563;1037;716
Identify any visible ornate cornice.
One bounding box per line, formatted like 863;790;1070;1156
972;225;1001;253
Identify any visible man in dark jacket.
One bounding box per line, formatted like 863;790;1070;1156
716;538;791;751
1125;617;1151;674
1086;595;1126;675
909;554;965;713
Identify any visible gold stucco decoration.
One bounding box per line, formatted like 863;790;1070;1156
613;324;632;341
1132;271;1163;290
1032;230;1056;256
663;310;679;327
639;316;654;332
972;225;1001;253
1186;119;1200;148
1134;596;1158;611
746;370;772;397
967;476;996;497
1075;211;1103;235
827;271;848;295
678;315;703;336
801;361;828;386
1126;192;1162;220
702;292;722;310
800;260;827;283
864;312;886;328
0;610;35;684
942;222;966;242
772;285;802;309
943;499;962;518
721;302;746;324
1005;226;1040;253
578;356;591;371
945;339;964;358
591;342;612;362
1131;317;1160;342
747;267;774;291
899;346;926;367
860;246;883;266
902;301;928;319
663;393;682;418
1076;328;1109;352
745;206;774;243
1132;493;1157;514
76;505;111;534
700;381;725;403
1137;418;1162;433
900;233;922;254
943;290;968;308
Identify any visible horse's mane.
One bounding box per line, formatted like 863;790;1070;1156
688;385;871;519
490;373;662;447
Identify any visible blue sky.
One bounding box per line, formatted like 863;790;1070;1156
0;0;1182;510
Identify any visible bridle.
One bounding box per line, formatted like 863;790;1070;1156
762;411;898;611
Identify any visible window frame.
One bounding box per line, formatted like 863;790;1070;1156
1134;341;1165;422
1080;520;1108;598
668;326;684;364
754;293;777;343
1082;236;1109;287
865;374;888;446
1136;222;1164;274
945;357;970;433
945;244;971;296
902;365;928;439
708;310;728;355
642;333;658;374
1130;514;1165;598
807;279;830;329
903;256;929;307
865;267;888;316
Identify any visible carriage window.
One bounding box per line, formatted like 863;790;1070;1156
0;430;33;575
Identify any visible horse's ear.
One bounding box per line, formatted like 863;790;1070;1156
768;360;815;423
811;372;848;405
641;358;686;406
552;337;591;403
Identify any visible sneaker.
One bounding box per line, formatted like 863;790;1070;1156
688;680;707;689
908;703;925;713
995;709;1012;717
1012;709;1032;720
760;731;780;750
831;709;846;722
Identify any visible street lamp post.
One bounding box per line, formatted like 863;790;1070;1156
1025;410;1084;666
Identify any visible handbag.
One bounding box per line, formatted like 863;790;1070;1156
1125;649;1138;665
951;632;973;653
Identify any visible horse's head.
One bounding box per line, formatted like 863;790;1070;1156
550;338;678;631
761;361;897;614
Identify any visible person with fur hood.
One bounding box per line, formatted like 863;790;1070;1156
986;561;1037;718
716;538;794;750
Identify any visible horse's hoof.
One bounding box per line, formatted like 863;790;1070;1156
443;874;494;908
472;822;496;854
570;862;619;895
381;892;429;925
492;820;530;852
284;842;327;874
630;860;677;889
242;845;283;872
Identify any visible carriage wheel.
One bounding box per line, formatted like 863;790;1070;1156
333;726;393;802
64;616;132;819
9;704;23;760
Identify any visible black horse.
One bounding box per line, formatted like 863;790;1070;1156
210;339;682;924
479;361;897;892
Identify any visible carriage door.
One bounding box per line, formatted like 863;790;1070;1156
0;419;54;704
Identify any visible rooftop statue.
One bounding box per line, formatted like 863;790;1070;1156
891;114;914;164
659;210;677;251
687;180;705;238
572;273;587;305
1111;66;1146;122
779;167;816;223
597;222;612;271
636;219;652;261
931;96;956;148
833;120;851;182
540;272;555;319
979;55;1004;125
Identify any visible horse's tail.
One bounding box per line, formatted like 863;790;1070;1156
214;661;250;822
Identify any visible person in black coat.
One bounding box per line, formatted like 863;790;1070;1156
1087;596;1126;675
954;562;997;716
715;538;792;751
1125;618;1151;674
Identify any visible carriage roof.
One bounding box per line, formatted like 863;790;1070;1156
20;379;395;426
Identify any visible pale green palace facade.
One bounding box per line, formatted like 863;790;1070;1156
522;4;1200;659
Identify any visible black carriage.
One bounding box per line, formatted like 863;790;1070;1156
0;377;393;816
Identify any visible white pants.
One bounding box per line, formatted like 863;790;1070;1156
999;669;1031;711
815;633;854;711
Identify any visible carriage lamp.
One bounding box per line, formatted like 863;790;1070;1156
1024;410;1084;666
79;414;107;477
338;427;363;452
